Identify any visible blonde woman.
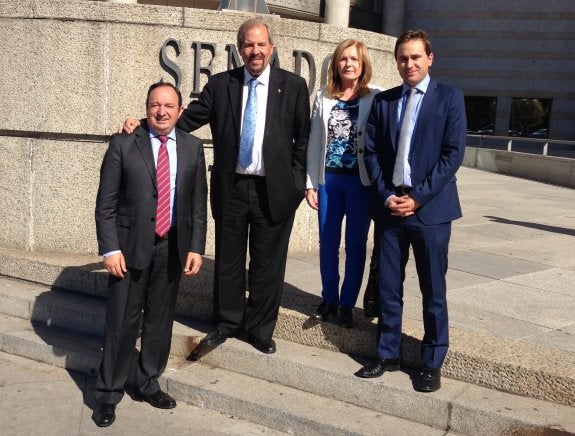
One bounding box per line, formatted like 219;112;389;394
306;39;383;328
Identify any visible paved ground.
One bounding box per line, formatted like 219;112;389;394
286;166;575;353
1;166;574;434
0;351;285;435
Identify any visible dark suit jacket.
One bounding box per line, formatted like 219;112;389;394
364;78;467;225
95;123;207;270
177;66;310;223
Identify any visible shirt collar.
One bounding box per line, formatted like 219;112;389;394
243;64;271;87
149;127;176;142
403;74;431;95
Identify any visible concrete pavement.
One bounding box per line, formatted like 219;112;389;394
0;350;285;436
0;166;574;434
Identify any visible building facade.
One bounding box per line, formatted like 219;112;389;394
129;0;574;140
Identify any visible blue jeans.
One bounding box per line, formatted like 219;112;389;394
318;173;371;308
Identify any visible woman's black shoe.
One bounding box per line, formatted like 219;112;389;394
338;306;354;328
312;300;338;321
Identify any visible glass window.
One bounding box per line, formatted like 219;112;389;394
509;98;552;138
465;96;497;135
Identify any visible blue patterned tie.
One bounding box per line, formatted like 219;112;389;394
238;78;259;169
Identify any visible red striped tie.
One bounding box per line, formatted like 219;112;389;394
155;135;171;237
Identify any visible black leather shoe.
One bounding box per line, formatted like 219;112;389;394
92;404;116;427
311;300;338;321
338;306;354;329
132;390;177;409
416;367;441;392
201;330;228;347
249;337;276;354
355;357;401;378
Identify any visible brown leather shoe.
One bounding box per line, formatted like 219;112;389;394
355;357;401;378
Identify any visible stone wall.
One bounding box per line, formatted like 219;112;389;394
0;0;398;255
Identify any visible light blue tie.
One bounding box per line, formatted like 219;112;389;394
393;87;417;188
238;78;259;169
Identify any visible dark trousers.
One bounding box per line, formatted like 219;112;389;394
213;175;295;341
376;216;451;368
94;231;181;405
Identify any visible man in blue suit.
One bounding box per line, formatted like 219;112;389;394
356;30;466;392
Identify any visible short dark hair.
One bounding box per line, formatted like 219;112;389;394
236;19;273;48
394;30;433;59
146;81;182;107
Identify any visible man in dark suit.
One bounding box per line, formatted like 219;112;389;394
125;19;310;354
357;30;466;392
181;18;310;354
93;82;207;427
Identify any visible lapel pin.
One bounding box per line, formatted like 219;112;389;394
277;88;282;93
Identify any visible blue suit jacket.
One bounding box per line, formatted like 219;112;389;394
364;78;467;225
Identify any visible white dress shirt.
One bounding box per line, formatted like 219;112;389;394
395;74;430;187
236;65;270;176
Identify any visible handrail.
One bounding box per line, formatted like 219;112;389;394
467;134;575;158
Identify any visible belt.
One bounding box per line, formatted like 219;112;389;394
395;186;412;196
235;173;264;180
154;226;176;244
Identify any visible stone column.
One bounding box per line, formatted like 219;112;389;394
382;0;406;36
325;0;350;28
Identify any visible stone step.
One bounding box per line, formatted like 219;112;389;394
0;315;575;435
0;279;573;435
0;247;574;408
0;313;451;435
1;247;574;408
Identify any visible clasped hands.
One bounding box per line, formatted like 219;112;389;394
387;194;419;217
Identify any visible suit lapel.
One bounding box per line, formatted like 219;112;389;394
410;79;437;156
175;129;189;202
389;87;403;151
265;67;283;138
135;126;157;189
228;68;244;141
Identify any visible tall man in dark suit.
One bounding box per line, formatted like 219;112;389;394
357;30;466;392
93;82;207;427
124;19;310;354
181;19;310;354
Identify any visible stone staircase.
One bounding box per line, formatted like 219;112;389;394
0;247;574;435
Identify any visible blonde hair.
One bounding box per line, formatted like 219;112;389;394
326;39;372;99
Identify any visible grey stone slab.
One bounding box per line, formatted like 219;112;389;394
473;236;575;270
32;139;103;254
172;361;451;436
0;351;284;436
449;281;575;331
450;382;575;436
504;268;575;297
449;249;551;280
0;19;106;135
523;328;575;353
447;301;553;340
0;138;31;250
